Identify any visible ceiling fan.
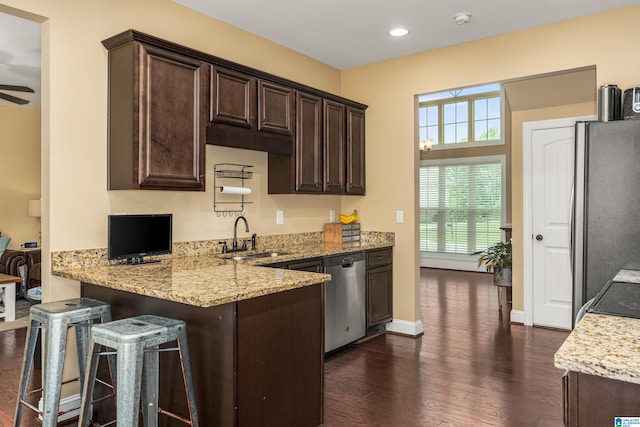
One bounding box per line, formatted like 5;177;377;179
0;84;34;105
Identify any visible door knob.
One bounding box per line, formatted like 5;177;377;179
535;234;543;241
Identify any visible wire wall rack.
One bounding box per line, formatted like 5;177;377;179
213;163;253;216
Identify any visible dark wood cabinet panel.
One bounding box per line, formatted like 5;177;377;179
83;281;324;427
286;258;323;273
564;371;640;426
324;100;346;193
208;67;294;154
104;40;208;191
295;91;323;193
237;284;323;427
366;248;393;330
210;65;255;128
81;283;235;427
258;80;294;135
347;106;366;195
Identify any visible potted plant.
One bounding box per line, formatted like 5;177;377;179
472;240;512;287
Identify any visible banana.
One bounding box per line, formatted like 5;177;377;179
339;209;358;224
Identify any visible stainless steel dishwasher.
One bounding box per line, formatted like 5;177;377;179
323;251;366;353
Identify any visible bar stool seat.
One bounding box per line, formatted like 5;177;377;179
14;297;112;427
79;314;199;427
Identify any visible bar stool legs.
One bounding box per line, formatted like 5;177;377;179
79;315;199;427
14;297;112;427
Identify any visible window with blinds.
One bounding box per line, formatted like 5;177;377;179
419;158;503;255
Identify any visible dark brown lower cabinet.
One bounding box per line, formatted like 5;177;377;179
365;248;393;330
564;370;640;426
82;282;323;427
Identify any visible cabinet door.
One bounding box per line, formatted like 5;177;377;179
295;92;323;192
366;264;393;328
287;258;323;273
136;43;208;190
346;106;366;195
324;100;346;193
259;80;293;135
211;66;255;128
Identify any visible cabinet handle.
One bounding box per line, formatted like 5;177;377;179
377;256;385;260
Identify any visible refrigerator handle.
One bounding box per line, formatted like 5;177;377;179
569;181;574;278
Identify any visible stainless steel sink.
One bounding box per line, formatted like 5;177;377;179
222;251;288;261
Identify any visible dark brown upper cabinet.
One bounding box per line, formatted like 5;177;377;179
268;94;366;195
208;66;294;155
346;106;366;195
102;29;366;194
324;100;346;194
103;31;208;191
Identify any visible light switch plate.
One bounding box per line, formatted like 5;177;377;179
396;210;404;223
276;210;284;225
330;210;336;223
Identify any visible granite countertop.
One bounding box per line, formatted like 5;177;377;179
554;313;640;384
554;269;640;384
55;255;330;308
53;241;392;308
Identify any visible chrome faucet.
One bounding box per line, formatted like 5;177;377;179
232;216;249;251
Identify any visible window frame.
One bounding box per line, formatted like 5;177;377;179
419;155;507;271
418;87;505;151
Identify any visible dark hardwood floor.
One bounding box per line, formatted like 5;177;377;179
0;268;569;426
322;268;569;426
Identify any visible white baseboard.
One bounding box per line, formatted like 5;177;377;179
510;309;525;324
38;393;81;422
385;319;424;337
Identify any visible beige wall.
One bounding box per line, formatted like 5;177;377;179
341;5;640;322
2;0;639;324
0;105;41;249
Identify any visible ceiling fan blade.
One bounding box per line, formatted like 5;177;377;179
0;91;30;105
0;85;34;93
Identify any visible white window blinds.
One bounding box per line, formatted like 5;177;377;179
420;159;503;255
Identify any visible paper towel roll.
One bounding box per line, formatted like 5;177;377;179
219;186;251;195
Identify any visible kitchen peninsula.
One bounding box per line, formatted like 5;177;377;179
52;232;393;426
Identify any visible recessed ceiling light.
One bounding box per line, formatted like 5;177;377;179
388;28;409;37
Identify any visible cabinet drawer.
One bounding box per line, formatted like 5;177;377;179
366;248;392;268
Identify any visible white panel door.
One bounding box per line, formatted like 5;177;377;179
531;124;574;329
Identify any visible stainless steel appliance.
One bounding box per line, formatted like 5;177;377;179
323;252;366;353
587;280;640;319
571;120;640;327
623;86;640;120
598;84;621;121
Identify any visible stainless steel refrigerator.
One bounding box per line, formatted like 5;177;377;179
571;119;640;326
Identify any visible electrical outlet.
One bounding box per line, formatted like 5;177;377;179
276;210;284;225
330;210;336;223
396;210;404;224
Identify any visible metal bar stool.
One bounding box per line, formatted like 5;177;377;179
14;297;112;427
78;314;199;427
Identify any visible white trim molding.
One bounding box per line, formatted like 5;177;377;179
510;310;525;324
385;319;424;337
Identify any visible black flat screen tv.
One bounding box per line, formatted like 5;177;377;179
108;214;172;264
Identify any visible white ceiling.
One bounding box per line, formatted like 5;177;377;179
0;12;40;109
171;0;638;70
0;1;636;109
